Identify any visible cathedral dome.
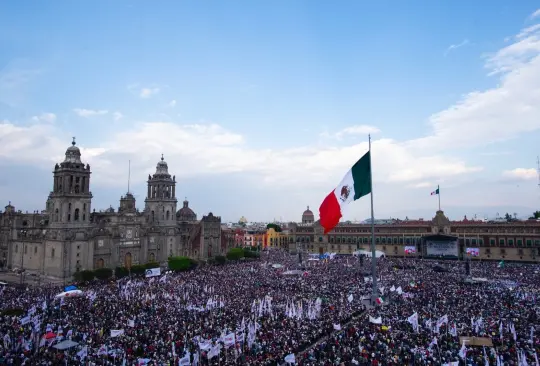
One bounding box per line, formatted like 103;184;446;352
155;154;170;176
176;199;196;221
64;138;82;164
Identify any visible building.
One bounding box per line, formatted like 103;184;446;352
286;209;540;262
0;139;231;280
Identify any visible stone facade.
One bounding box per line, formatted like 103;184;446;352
0;140;233;281
282;210;540;262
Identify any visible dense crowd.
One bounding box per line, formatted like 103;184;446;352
0;249;538;365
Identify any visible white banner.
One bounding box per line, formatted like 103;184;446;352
145;268;161;278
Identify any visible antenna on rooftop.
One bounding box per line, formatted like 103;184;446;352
128;160;131;194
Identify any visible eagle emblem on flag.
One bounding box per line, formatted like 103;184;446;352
340;185;351;202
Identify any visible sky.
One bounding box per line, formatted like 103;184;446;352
1;1;540;223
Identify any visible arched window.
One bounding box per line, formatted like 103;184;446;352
67;214;71;221
96;258;104;269
74;208;80;221
68;203;71;211
166;210;170;220
149;253;155;262
55;208;59;222
51;248;55;257
83;203;86;211
151;211;155;222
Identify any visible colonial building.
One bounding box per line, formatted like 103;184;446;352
283;209;540;262
0;139;231;280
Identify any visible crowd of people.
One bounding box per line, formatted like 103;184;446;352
0;249;538;365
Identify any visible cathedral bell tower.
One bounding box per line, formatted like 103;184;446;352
144;155;177;226
47;138;93;228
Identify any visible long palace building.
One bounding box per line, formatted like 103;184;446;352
281;207;540;262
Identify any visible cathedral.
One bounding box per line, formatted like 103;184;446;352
0;139;226;281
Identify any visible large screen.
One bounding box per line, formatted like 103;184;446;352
404;246;416;254
426;240;458;257
466;247;480;256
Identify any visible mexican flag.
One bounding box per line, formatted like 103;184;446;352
430;187;439;196
319;151;372;234
375;296;385;305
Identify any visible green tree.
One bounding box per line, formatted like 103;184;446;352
227;248;245;260
214;255;226;265
115;267;129;279
529;211;540;220
168;256;196;271
80;270;95;281
145;262;160;269
94;268;113;280
266;223;282;232
130;264;146;275
504;213;512;221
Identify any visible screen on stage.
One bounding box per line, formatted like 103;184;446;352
404;246;416;254
466;247;480;256
426;240;458;257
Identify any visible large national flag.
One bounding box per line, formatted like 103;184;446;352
319;151;371;234
430;187;440;196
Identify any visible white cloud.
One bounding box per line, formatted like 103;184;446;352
444;39;470;56
140;87;160;99
409;15;540;153
31;112;56;123
530;9;540;19
168;100;177;107
73;108;108;118
502;168;538;180
113;112;123;121
320;125;380;140
3;12;540;219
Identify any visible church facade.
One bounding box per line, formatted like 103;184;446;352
0;140;228;281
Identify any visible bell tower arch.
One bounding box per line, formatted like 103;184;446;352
47;137;93;228
144;154;177;226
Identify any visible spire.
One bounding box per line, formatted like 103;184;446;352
161;154;164;161
307;205;309;210
72;136;76;146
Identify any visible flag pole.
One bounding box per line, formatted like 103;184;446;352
368;134;378;304
438;184;441;211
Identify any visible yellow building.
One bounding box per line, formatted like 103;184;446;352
266;227;291;249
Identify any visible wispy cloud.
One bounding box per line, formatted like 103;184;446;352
320;125;380;140
73;108;108;118
31;112;56;123
502;168;537;180
168;100;177;107
113;112;123;121
140;87;160;99
444;39;470;56
530;9;540;19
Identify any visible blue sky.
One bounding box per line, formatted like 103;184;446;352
1;0;540;222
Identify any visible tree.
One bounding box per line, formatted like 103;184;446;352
79;270;95;281
504;213;512;221
266;223;282;232
227;248;245;261
168;256;196;272
115;267;129;279
529;211;540;220
214;255;226;265
94;268;113;280
145;262;160;269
